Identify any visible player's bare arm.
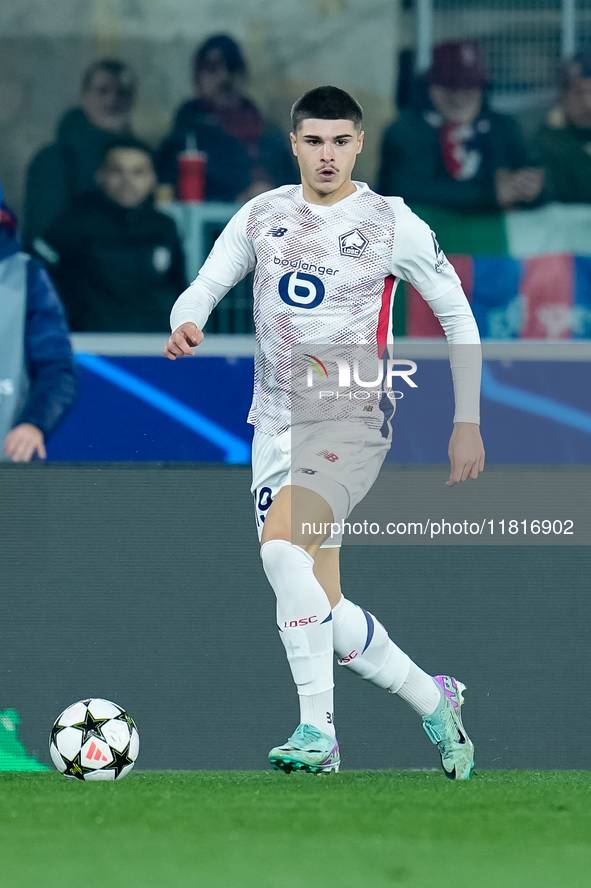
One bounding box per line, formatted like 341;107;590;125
447;421;485;486
163;322;204;360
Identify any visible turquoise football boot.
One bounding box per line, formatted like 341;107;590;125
269;723;340;774
422;675;475;780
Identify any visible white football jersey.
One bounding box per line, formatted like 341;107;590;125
170;182;480;434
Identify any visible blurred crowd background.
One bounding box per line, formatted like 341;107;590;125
2;0;591;333
2;0;591;462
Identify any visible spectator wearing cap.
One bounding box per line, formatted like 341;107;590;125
35;139;186;332
157;34;296;201
0;183;78;462
534;52;591;203
24;59;137;252
378;40;545;217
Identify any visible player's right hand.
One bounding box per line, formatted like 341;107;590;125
164;323;204;360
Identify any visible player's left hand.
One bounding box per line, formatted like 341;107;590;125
447;422;485;486
4;423;46;462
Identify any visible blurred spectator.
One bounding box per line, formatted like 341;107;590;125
378;40;545;212
157;34;296;201
535;51;591;203
35;139;186;332
24;59;137;251
0;183;78;462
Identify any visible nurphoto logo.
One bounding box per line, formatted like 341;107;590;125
303;354;417;395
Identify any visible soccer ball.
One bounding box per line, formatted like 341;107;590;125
49;698;139;781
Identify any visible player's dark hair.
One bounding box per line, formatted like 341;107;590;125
97;136;155;169
291;86;363;132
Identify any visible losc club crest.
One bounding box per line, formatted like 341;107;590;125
339;228;368;258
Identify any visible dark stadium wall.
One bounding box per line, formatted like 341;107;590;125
1;463;590;771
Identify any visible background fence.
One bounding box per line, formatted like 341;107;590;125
415;0;591;112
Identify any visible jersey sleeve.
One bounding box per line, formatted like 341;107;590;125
388;198;481;423
388;198;461;301
170;200;256;332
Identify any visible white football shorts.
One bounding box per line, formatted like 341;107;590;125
251;420;392;547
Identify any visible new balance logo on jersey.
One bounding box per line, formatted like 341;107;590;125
318;450;339;462
267;227;288;237
294;467;317;475
339;228;368;258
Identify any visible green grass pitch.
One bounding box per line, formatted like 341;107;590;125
1;770;591;887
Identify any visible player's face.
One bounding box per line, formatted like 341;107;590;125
290;119;364;204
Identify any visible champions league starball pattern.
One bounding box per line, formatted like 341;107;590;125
49;698;139;780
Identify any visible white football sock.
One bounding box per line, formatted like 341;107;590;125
396;662;441;716
299;689;335;738
261;540;334;734
332;596;440;716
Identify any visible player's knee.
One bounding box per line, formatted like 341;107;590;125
260;538;293;569
260;539;314;586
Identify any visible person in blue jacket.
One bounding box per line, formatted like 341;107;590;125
0;184;78;462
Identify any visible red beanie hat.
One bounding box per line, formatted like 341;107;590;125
428;40;489;89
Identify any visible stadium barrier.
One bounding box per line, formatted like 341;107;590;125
43;337;591;463
1;462;589;771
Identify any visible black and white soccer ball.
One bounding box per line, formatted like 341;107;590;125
50;698;139;781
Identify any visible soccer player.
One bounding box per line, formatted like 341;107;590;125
164;86;485;779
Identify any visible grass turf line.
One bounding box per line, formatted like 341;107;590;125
0;770;590;887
